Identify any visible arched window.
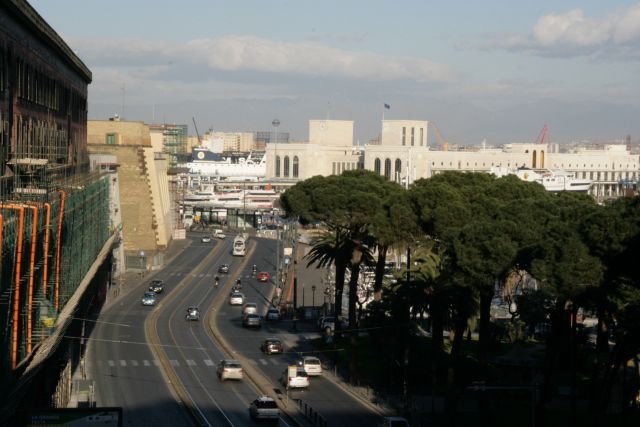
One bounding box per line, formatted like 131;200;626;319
374;158;381;174
284;156;290;177
293;156;299;178
384;158;391;180
395;159;402;181
275;155;281;177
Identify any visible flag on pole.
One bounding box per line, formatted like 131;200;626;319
384;103;390;109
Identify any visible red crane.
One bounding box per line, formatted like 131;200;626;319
535;124;549;144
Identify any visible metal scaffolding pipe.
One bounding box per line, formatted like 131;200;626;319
25;205;38;354
42;203;51;297
1;205;25;370
55;190;66;311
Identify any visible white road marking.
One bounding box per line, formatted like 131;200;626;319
186;359;196;366
259;359;268;365
170;359;180;367
107;360;115;367
204;359;214;366
143;360;150;366
130;360;139;367
119;360;127;367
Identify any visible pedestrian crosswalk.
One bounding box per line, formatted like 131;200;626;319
98;357;284;369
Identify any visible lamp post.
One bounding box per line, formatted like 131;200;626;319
302;283;306;307
312;285;316;307
138;250;145;277
272;119;280;287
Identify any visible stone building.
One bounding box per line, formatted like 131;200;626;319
87;119;174;270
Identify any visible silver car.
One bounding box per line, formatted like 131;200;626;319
243;313;262;328
217;359;243;381
141;291;157;306
229;292;244;305
242;303;258;316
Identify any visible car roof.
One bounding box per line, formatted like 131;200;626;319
221;359;240;364
143;291;156;296
244;302;257;307
265;337;281;341
256;395;275;402
231;292;243;296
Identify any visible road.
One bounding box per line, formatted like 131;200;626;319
84;232;380;426
215;236;381;426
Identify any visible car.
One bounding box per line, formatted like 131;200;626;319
185;306;200;321
257;271;271;282
213;229;226;239
141;291;157;306
218;264;230;274
217;359;243;381
243;313;262;328
261;338;284;355
281;366;309;389
378;416;410;427
201;236;212;243
229;292;244;305
266;308;281;321
299;356;322;376
148;279;164;293
249;396;280;420
242;303;258;316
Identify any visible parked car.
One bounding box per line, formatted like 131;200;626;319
299;356;323;376
261;338;284;355
318;316;348;333
266;308;281;321
148;279;164;293
243;313;262;328
257;271;270;282
201;236;212;243
229;292;244;306
378;416;410;427
218;264;230;274
249;396;279;420
281;366;309;389
141;291;157;306
217;359;243;381
185;306;200;321
242;303;258;316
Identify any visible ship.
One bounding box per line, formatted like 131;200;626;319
490;167;592;192
184;148;266;180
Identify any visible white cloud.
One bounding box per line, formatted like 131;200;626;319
71;35;454;83
482;3;640;59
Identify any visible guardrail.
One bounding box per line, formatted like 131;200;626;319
294;398;328;427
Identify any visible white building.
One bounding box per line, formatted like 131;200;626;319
263;118;640;201
265;120;364;181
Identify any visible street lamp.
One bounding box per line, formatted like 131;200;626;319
138;250;145;277
272;118;280;287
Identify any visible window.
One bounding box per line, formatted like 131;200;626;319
293;156;299;178
384;158;391;180
420;128;424;146
402;127;406;146
275;155;281;177
106;133;116;145
374;158;381;174
395;159;402;180
411;127;415;146
284;156;290;177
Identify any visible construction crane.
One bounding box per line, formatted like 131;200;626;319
535;124;549;144
192;117;202;146
430;121;449;151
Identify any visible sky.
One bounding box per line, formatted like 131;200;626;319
29;0;640;146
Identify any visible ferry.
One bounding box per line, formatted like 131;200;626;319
491;167;592;192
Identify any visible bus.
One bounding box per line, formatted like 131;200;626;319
232;234;247;256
